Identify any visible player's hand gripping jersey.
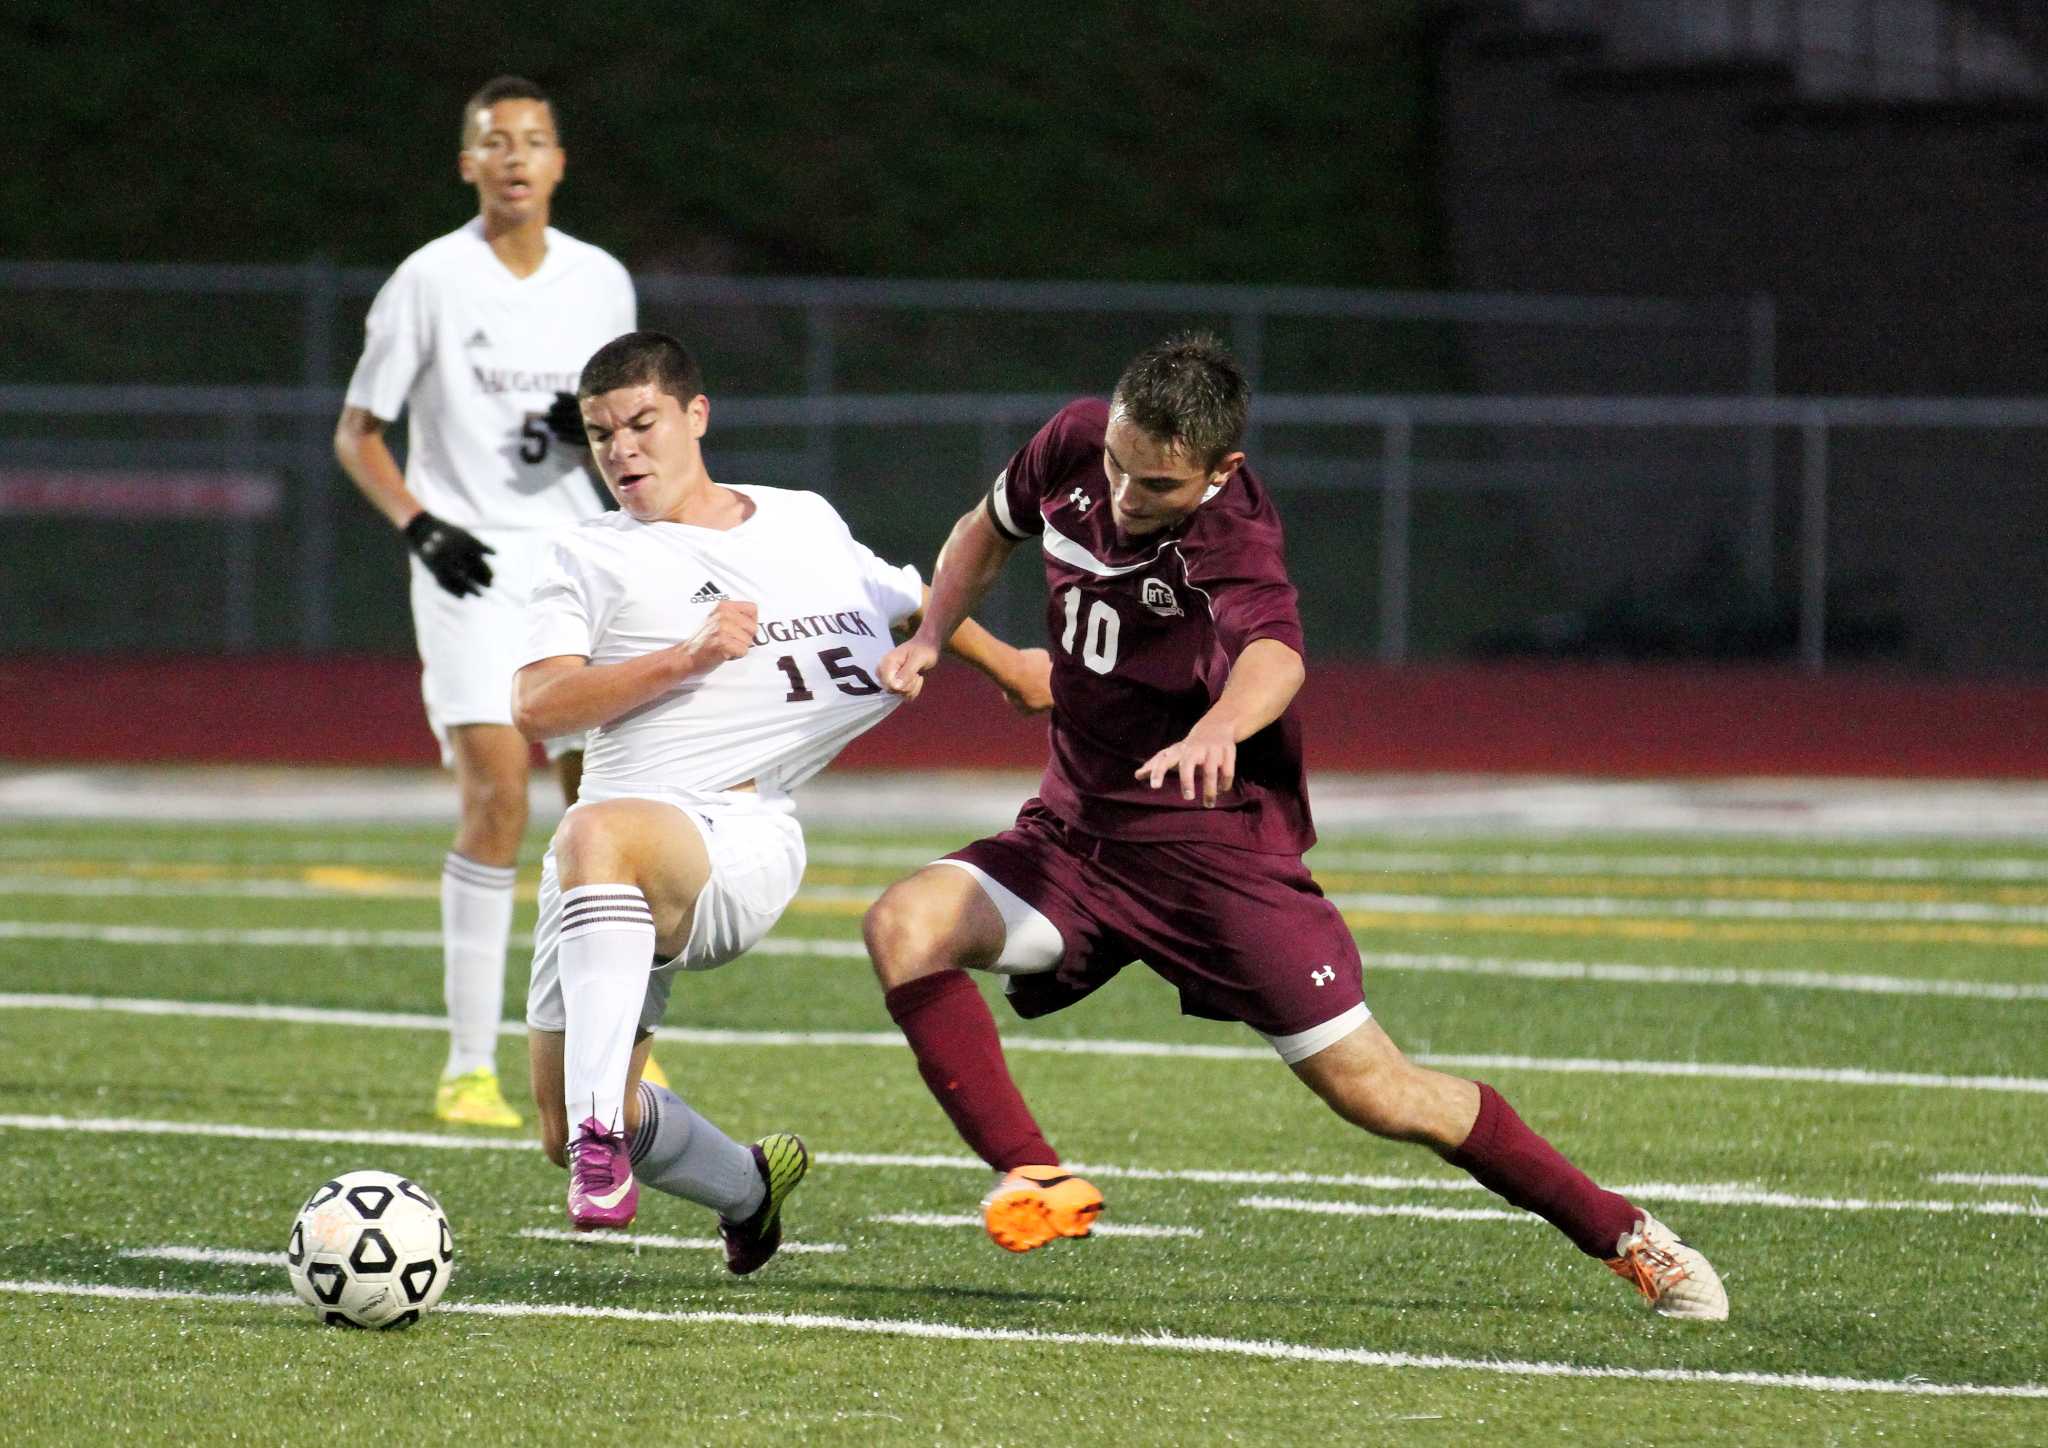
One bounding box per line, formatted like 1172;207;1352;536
345;219;636;532
524;487;924;802
986;399;1315;853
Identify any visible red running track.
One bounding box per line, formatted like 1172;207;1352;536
6;655;2046;777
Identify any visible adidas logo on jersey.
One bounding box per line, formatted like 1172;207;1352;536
690;579;729;604
465;329;491;348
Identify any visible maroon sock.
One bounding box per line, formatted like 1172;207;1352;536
1446;1082;1639;1258
884;971;1056;1171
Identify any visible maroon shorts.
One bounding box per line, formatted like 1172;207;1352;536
948;799;1366;1039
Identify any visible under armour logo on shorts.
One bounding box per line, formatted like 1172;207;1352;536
1310;965;1335;987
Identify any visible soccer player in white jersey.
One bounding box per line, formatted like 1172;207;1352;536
512;330;1051;1266
333;76;642;1130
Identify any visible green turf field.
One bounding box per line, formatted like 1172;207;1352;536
2;813;2044;1445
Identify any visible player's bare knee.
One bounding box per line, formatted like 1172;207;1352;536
459;772;529;855
551;804;629;886
863;879;956;986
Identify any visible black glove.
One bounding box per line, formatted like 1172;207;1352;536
544;390;588;447
403;511;495;597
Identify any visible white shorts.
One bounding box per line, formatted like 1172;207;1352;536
409;528;583;765
523;791;807;1034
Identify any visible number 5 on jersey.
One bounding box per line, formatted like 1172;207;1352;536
1059;586;1119;674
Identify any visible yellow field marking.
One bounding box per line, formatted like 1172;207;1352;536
298;866;439;898
1337;909;2048;949
784;895;874;918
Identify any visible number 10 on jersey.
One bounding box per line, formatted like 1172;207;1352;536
1059;587;1119;675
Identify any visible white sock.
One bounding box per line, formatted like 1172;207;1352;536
441;853;516;1078
558;884;655;1135
627;1080;765;1219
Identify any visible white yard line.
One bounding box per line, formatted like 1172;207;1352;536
866;1213;1202;1239
0;876;437;900
814;843;2048;883
1927;1173;2048;1191
1323;891;2048;925
1353;951;2048;1002
1247;1187;2048;1222
0;921;444;948
517;1228;847;1254
57;870;2048;922
3;1115;2041;1223
80;834;2048;880
4;991;2043;1093
9;914;2048;1003
118;1246;280;1267
3;1277;2042;1399
1238;1198;1530;1224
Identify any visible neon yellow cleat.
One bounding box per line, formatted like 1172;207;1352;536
640;1053;672;1092
435;1067;523;1128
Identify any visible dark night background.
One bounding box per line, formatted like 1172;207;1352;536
7;0;2048;676
1;1;1441;286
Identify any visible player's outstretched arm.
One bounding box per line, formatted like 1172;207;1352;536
1134;638;1306;806
512;600;759;739
879;504;1017;702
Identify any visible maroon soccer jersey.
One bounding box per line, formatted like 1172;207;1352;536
987;398;1315;853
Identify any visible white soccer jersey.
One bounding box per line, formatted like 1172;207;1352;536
523;486;924;800
345;219;636;531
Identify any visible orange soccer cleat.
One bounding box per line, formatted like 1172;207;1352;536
980;1165;1103;1253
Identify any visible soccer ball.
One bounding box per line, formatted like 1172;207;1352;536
285;1170;453;1329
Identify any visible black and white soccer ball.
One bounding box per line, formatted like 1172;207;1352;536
285;1170;453;1329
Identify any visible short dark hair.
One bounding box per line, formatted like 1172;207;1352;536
1109;331;1250;470
462;75;555;145
578;331;705;404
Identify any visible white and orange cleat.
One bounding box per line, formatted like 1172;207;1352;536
1607;1212;1729;1320
981;1165;1103;1253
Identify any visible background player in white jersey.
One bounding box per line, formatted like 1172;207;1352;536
512;331;1051;1267
333;76;640;1130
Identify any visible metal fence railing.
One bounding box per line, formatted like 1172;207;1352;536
1520;0;2045;97
0;262;1777;656
6;381;2046;674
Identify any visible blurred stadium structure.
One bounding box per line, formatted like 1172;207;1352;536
5;261;2047;673
1517;0;2044;98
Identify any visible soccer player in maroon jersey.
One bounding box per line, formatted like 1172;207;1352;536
868;333;1728;1319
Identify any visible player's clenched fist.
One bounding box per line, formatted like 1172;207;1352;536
878;637;941;701
682;600;758;671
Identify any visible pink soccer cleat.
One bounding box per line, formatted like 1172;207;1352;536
566;1116;638;1231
